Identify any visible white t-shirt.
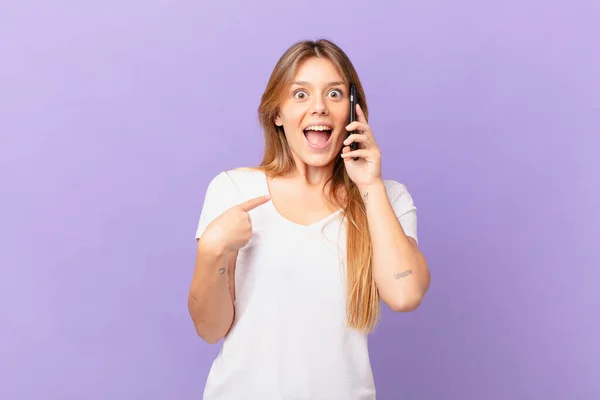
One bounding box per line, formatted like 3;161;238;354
194;168;418;400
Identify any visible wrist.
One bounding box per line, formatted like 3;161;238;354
357;178;384;195
198;229;228;258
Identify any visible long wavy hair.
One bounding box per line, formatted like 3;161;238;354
255;39;378;333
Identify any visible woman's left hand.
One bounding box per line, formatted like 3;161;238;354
341;103;383;189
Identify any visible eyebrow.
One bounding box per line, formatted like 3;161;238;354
291;81;346;87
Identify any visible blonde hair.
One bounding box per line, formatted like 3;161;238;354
255;39;379;333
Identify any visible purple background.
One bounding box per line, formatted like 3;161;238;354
1;0;598;399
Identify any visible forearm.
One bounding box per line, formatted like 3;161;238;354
360;180;430;311
188;237;234;343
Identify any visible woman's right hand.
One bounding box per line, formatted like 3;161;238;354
202;195;271;253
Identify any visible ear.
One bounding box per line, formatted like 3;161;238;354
274;114;282;127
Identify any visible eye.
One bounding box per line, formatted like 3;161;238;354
294;90;308;100
328;89;343;99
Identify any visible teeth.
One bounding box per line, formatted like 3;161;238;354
305;125;332;131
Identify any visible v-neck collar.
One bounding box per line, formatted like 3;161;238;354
259;170;343;229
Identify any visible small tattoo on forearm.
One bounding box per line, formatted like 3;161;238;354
218;268;226;275
394;269;413;279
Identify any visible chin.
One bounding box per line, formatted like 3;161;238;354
299;151;338;167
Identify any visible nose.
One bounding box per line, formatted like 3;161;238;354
310;95;328;115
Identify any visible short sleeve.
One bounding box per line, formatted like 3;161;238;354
385;180;419;245
194;171;242;240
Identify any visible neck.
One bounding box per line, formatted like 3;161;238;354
287;159;335;188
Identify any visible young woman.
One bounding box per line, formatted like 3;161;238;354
188;39;430;399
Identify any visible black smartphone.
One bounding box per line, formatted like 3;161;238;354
348;84;359;160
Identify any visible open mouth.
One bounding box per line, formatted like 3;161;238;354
303;128;333;149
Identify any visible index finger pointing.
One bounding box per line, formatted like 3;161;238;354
238;194;271;212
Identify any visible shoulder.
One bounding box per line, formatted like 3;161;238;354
205;166;267;201
205;170;233;191
382;179;411;198
228;166;264;178
224;167;266;186
206;167;262;186
382;179;417;211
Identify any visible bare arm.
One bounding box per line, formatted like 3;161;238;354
187;237;236;344
187;194;269;343
341;103;429;312
361;180;430;312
